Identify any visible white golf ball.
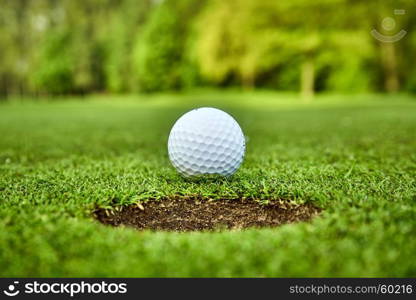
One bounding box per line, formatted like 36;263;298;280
168;107;245;177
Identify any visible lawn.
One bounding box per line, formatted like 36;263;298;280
0;92;415;277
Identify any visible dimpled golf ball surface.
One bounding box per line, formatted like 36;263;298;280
168;107;245;177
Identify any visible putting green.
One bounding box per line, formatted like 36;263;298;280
0;92;415;277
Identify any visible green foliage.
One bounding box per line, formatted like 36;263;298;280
0;0;415;96
133;0;205;92
194;0;380;92
322;32;376;92
403;31;416;93
30;1;116;94
103;0;153;93
133;4;182;92
32;31;75;94
0;93;415;276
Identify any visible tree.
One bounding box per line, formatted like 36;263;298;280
133;0;206;92
194;0;370;96
103;0;153;93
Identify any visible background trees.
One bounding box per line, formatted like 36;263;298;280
133;0;206;92
0;0;414;98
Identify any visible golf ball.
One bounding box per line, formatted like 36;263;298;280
168;107;245;177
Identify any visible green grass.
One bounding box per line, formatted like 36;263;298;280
0;92;415;277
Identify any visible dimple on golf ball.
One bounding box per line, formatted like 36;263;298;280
168;107;245;177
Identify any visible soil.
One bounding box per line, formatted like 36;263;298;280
94;197;321;232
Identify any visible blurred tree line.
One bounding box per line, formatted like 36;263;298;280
0;0;415;98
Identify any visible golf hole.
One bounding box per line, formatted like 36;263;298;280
94;197;321;231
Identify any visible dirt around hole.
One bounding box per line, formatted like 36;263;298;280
94;197;321;232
